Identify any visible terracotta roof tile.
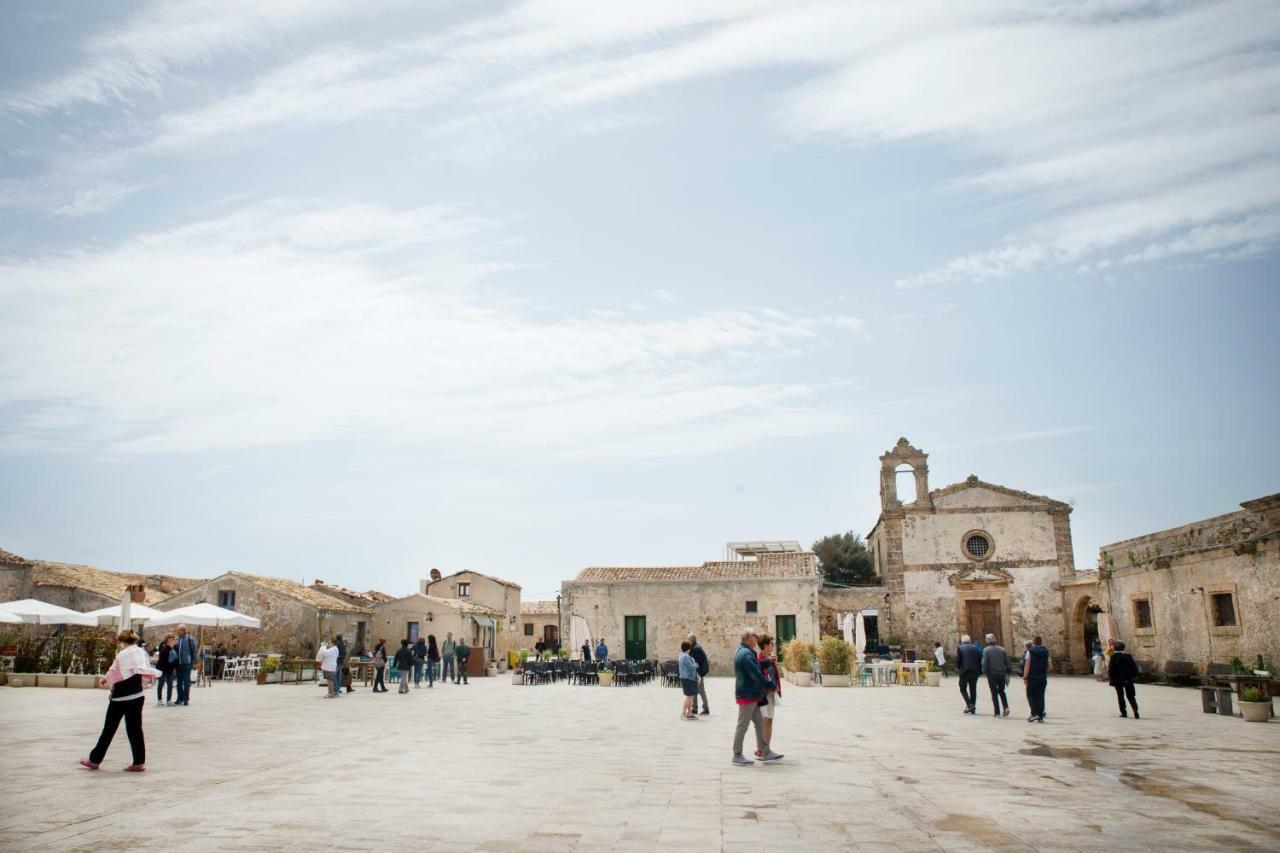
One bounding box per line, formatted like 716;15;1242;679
574;552;817;583
310;581;396;605
24;557;204;605
225;571;371;613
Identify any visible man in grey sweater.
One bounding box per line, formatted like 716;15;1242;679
980;634;1011;718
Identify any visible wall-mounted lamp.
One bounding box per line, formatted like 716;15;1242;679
426;612;434;622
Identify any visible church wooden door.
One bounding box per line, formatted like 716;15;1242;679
965;600;1003;646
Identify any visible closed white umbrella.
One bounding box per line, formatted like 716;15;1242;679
145;602;261;629
0;599;96;626
855;612;867;660
82;602;165;626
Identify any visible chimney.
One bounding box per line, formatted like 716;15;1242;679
430;568;442;581
127;583;146;603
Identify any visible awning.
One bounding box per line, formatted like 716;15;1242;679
471;616;497;628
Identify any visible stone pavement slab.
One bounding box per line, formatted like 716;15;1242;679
0;675;1277;851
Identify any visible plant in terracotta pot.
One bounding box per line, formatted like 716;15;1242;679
924;659;942;687
783;640;814;686
817;636;852;687
1238;686;1273;723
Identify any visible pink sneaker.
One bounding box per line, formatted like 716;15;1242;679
754;749;763;759
79;759;99;770
122;764;146;772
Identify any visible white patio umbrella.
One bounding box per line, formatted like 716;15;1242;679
0;598;97;626
0;610;24;624
145;602;261;629
83;602;165;626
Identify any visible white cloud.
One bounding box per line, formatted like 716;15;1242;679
0;199;854;456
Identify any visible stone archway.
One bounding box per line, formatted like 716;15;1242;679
1069;595;1103;674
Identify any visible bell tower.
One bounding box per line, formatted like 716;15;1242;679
879;437;932;509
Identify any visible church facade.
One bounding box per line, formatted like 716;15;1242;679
862;438;1076;662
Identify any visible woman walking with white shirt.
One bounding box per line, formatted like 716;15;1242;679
81;629;161;772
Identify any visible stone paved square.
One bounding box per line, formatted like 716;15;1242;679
2;676;1277;852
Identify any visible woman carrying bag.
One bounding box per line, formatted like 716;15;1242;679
371;639;388;693
81;629;161;772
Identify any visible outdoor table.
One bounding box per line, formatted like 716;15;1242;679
349;660;373;687
279;658;317;685
867;661;894;686
901;661;925;685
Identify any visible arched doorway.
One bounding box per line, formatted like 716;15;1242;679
1070;596;1106;674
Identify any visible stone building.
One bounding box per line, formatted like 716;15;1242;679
864;438;1077;661
560;551;820;674
156;571;372;655
520;601;561;649
1059;493;1280;677
421;570;523;662
0;548;202;609
372;593;504;675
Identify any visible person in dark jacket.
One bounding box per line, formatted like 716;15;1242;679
581;641;592;662
426;635;440;687
687;633;710;715
154;634;177;706
1022;635;1052;722
980;634;1010;718
335;634;356;693
956;634;984;714
455;639;470;684
1107;640;1140;719
393;640;415;695
412;637;427;688
731;631;783;767
371;639;388;693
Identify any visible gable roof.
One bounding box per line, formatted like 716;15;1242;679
430;569;522;590
574;552;817;583
3;548;205;605
928;475;1070;511
217;571;371;613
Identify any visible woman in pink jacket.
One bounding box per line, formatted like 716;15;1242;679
80;629;161;772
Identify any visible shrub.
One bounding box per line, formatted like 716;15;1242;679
783;639;813;673
1239;687;1268;703
817;636;852;675
926;660;939;673
260;657;280;675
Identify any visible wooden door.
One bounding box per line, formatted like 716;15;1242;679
965;600;1002;646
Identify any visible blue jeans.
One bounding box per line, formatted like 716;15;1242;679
426;659;436;686
413;660;424;686
328;667;341;696
176;665;193;704
157;670;175;703
441;657;455;682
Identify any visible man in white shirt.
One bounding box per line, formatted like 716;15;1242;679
319;642;340;697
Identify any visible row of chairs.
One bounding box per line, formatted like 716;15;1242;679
523;660;570;685
216;656;262;681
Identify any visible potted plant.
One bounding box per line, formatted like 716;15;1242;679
784;640;814;687
1238;687;1273;723
598;665;615;687
9;636;45;687
817;636;852;687
256;656;281;684
924;659;942;687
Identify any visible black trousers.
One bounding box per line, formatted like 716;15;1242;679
959;671;979;708
373;668;386;691
1026;676;1047;718
90;696;145;766
987;675;1009;712
1114;682;1138;716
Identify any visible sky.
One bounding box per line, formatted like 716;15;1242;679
1;0;1277;601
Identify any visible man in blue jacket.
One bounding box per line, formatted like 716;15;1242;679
956;634;983;715
732;630;783;767
174;624;198;706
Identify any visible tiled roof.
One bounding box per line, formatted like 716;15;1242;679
520;600;559;616
574;552;817;583
19;554;204;605
310;580;396;605
224;572;371;613
432;569;522;590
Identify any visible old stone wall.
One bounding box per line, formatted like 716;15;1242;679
158;577;369;656
1103;539;1279;675
562;577;819;675
900;510;1057;566
817;586;889;639
520;612;561;648
0;564;29;602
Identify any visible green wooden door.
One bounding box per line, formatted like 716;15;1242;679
775;615;797;645
624;616;646;660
